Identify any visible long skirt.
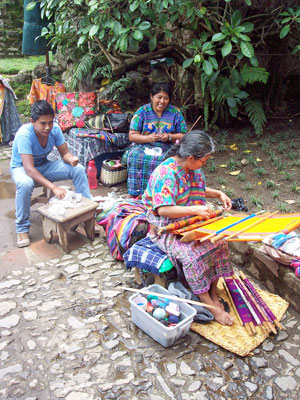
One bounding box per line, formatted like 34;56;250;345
149;232;233;295
126;142;172;196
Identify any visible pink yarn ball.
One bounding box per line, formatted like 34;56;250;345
295;267;300;277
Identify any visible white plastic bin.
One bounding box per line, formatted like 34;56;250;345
129;284;197;347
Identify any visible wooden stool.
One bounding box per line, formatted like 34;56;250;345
38;197;98;252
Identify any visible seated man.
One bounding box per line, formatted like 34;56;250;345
10;100;91;248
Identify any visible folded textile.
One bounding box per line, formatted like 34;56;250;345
263;232;300;258
168;282;214;323
123;236;167;274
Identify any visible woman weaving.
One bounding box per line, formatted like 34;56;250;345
126;83;187;196
142;131;234;325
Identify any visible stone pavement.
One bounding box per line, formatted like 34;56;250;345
0;145;300;399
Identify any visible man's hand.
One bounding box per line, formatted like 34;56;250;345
52;186;67;199
69;156;79;167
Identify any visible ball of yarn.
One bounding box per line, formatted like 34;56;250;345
168;314;179;324
146;303;154;314
166;302;180;317
153;308;166;320
147;295;158;302
295;267;300;277
151;299;158;307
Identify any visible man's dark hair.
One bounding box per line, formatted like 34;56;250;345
31;100;55;121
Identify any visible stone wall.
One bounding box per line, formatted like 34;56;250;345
0;0;23;58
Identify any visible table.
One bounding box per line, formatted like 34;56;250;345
38;197;98;253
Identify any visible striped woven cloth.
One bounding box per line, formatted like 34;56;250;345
96;200;149;261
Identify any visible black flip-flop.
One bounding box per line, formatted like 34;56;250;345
219;297;230;313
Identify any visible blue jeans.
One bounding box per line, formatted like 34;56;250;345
11;160;91;233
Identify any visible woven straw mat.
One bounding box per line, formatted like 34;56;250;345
190;281;289;357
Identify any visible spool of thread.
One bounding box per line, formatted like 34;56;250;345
295;267;300;278
133;296;147;311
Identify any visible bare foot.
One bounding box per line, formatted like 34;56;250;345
213;309;234;326
210;293;224;311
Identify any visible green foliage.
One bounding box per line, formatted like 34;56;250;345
243;99;267;136
250;196;264;209
30;0;299;134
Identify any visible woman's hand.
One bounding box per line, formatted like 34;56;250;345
219;192;232;211
188;205;215;219
149;133;161;143
159;133;170;143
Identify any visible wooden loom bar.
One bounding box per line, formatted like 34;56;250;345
233;275;277;335
239;271;284;331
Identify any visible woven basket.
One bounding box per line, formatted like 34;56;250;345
191;280;289;356
100;159;128;187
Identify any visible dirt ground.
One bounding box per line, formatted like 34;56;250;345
200;119;300;215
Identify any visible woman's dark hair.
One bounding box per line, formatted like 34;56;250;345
31;100;55;121
167;130;215;159
150;82;172;101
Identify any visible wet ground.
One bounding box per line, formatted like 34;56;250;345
0;146;299;400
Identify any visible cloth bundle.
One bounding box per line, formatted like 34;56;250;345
261;232;300;278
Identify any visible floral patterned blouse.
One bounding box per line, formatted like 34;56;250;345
142;157;206;214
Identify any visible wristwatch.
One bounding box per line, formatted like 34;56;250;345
168;134;172;142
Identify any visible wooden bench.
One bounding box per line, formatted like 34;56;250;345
38;196;98;253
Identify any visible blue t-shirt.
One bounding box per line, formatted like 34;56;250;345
10;122;65;168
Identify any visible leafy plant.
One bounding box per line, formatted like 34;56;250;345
207;159;216;172
218;177;227;185
291;182;299;192
237;173;246;182
250;196;264;208
254;167;266;177
244;182;253;191
266;180;276;189
228;158;238;171
277;202;290;213
272;190;279;199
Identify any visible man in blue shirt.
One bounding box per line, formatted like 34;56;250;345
10;100;91;248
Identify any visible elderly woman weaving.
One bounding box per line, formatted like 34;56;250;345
126;82;187;196
142;131;234;325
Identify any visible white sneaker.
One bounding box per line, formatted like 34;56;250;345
17;232;30;248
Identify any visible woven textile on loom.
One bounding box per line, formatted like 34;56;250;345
182;213;300;242
191;280;289;356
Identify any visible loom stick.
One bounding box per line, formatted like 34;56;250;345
280;219;300;234
225;211;279;242
225;278;256;332
158;210;223;235
119;286;217;309
200;212;264;243
174;215;223;235
222;280;243;326
233;279;261;328
239;271;285;330
233;275;277;334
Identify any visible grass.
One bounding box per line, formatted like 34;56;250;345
244;182;253;191
0;55;53;75
237;173;246;182
250;196;264;208
277;202;290;213
266;180;276;189
217;177;227;185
